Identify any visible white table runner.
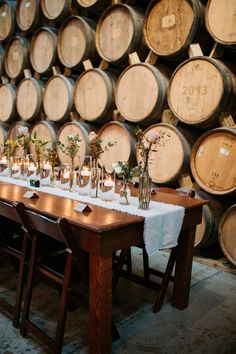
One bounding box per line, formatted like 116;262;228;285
0;176;185;256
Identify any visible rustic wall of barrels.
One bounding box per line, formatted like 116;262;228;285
0;0;235;265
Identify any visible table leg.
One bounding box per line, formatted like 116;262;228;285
89;254;112;354
172;226;196;310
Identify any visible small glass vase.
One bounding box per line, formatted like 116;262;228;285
119;180;130;205
138;171;152;210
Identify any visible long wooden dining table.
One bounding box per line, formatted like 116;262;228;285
0;181;208;354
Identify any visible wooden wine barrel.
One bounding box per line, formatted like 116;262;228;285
190;127;236;196
0;0;16;42
9;121;30;157
29;120;58;161
97;121;137;172
4;36;29;80
0;81;16;123
0;122;9;149
136;123;195;184
16;75;44;122
41;0;71;23
76;0;112;14
57;121;93;168
16;0;41;33
76;1;136;15
205;0;236;53
168;57;236;128
30;27;58;74
178;187;225;248
144;0;206;61
57;16;97;70
218;204;236;266
0;45;4;76
95;4;148;66
74;69;117;123
115;63;169;125
43;74;74;122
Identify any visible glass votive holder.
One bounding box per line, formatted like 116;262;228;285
27;162;37;181
60;164;71;190
77;156;92;196
40;161;52;186
101;171;116;201
11;157;21;179
0;156;9;176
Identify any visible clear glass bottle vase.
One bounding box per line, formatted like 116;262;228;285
138;170;152;210
119;180;130;205
90;160;101;198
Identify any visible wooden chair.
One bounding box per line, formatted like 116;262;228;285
0;200;30;328
14;202;87;354
113;187;195;313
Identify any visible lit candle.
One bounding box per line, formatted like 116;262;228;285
81;167;91;176
0;157;8;165
104;178;115;187
12;163;20;172
28;163;36;172
43;162;52;170
63;171;70;179
102;177;115;201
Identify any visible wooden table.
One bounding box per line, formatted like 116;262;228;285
0;181;208;354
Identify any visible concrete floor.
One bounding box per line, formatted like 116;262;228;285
0;249;235;354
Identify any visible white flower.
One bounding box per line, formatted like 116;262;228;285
112;162;118;170
114;166;122;174
68;134;74;139
18;126;29;135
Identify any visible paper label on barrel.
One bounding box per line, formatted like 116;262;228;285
219;147;229;156
1;11;6;17
162;15;176;29
25;2;31;8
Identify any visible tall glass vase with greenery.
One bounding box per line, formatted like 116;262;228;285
88;131;116;198
57;134;81;191
135;127;168;210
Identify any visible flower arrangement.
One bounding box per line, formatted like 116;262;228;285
112;161;134;182
112;161;134;204
30;132;50;173
57;134;81;170
135;127;169;173
4;139;19;160
17;126;30;157
44;146;58;184
88;131;116;167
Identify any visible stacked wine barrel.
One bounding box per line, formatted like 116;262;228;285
0;0;235;265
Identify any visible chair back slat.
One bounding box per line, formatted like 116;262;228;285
15;206;80;256
0;199;21;223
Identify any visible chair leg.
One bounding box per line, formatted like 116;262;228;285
152;247;177;313
112;248;131;290
54;252;73;354
20;235;38;336
13;234;29;328
142;248;150;280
